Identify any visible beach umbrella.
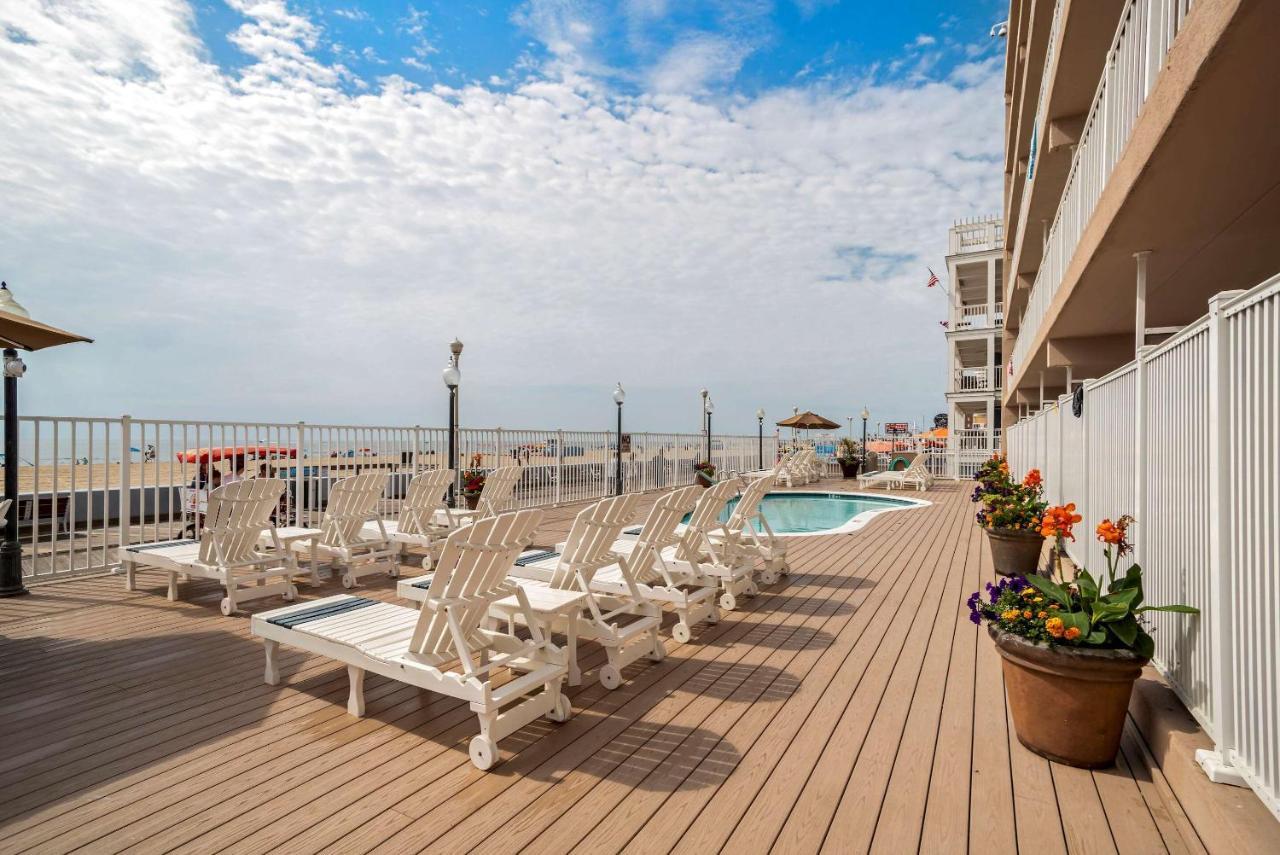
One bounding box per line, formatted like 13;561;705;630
0;282;93;598
176;445;298;464
775;411;841;430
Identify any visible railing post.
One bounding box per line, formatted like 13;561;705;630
117;414;132;567
294;422;305;527
555;429;563;506
1196;291;1247;786
1133;345;1151;564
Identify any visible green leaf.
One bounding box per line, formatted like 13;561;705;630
1100;587;1141;609
1136;604;1200;614
1090;600;1131;624
1085;630;1108;645
1075;568;1099;602
1061;611;1092;636
1109;614;1139;647
1025;573;1071;608
1134;630;1155;660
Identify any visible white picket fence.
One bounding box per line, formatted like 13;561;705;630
4;418;777;582
1007;274;1280;820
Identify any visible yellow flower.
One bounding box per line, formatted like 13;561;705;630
1020;587;1035;598
1033;597;1043;603
1045;617;1065;638
1001;609;1021;621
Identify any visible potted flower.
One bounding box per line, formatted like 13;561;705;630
972;456;1048;576
460;454;486;510
968;514;1198;767
836;438;861;478
693;460;716;488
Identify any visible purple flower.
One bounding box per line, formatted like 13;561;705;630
968;611;983;625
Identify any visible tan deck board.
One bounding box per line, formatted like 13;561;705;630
0;480;1267;853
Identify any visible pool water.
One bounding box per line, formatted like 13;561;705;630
686;491;925;536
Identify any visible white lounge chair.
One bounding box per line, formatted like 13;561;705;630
859;453;933;492
435;465;522;528
733;449;795;484
362;469;455;570
592;486;720;643
121;478;297;615
486;493;664;690
708;475;791;586
254;509;569;771
273;471;401;589
662;478;761;611
777;448;816;487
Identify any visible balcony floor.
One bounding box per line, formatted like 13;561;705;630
0;480;1274;853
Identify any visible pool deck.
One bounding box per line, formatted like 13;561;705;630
0;479;1275;853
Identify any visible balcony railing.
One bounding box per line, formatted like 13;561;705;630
1011;0;1195;379
948;217;1004;254
953;302;1005;330
953;367;998;392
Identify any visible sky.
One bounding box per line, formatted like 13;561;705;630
0;0;1007;435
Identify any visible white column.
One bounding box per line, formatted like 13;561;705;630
986;256;997;325
987;334;996;392
984;398;995;451
1038;371;1045;409
1134;251;1151;355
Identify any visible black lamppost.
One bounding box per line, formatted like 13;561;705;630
703;392;714;464
612;382;625;495
442;338;463;507
860;406;870;476
0;282;91;597
756;408;765;469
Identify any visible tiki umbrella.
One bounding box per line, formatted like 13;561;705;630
0;282;93;597
776;411;841;451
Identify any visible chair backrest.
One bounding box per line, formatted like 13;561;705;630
409;508;542;660
396;469;454;535
726;475;774;531
675;478;738;562
549;493;640;589
903;455;928;477
625;486;700;584
199;478;286;566
321;471;386;545
476;466;522;517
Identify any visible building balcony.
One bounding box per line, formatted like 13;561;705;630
951;367;1001;394
947;217;1003;255
952;302;1004;331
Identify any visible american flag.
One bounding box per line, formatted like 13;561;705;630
938;320;949;329
926;268;940;288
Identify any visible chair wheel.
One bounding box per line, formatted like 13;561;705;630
219;598;233;616
547;694;572;722
283;585;297;601
469;735;497;770
719;593;737;611
388;566;400;578
599;664;622;690
341;574;356;589
672;622;692;644
760;570;780;586
421;555;434;571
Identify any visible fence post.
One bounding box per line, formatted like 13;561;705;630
294;422;306;527
1133;346;1152;564
117;414;132;567
1195;292;1246;786
555;429;563;506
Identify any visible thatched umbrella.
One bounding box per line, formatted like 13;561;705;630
775;411;841;431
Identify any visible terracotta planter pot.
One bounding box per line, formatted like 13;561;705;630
985;528;1045;577
990;627;1147;768
838;460;860;479
462;492;481;510
694;472;713;488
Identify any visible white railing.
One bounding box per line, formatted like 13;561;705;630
2;417;777;582
1011;0;1195;379
954;303;1003;330
948;216;1003;254
953;367;994;392
1006;274;1280;821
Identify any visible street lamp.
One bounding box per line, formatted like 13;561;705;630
846;416;853;439
0;282;91;597
756;408;765;469
860;406;870;477
442;339;463;507
703;393;714;464
612;382;625;495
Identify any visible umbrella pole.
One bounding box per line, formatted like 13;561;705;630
0;348;26;597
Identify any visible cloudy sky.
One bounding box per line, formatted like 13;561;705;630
0;0;1005;435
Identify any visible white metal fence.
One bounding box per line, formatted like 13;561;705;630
3;417;777;583
1007;275;1280;820
1013;0;1195;376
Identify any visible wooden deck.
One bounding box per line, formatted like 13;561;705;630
0;480;1275;853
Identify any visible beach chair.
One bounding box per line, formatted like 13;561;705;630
274;471;400;589
361;469;455;570
121;478;297;616
859;454;932;492
435;465;522;527
708;475;791;586
253;509;570;771
501;493;664;690
662;478;761;611
776;448;813;487
0;498;10;527
733;449;795;484
592;486;720;642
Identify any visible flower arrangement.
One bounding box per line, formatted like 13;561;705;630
969;513;1197;657
971;456;1047;532
836;437;860;463
693;460;716;478
461;453;486;495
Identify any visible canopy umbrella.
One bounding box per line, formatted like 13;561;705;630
775;411;841;430
915;427;949;440
0;283;93;598
176;445;298;464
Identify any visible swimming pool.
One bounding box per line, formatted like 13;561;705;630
695;491;928;536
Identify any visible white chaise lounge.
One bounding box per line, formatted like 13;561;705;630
253;509;570;771
362;469;455;570
859;454;933;492
436;465;522;528
592;486;720;642
708;475;791;586
121;478;298;615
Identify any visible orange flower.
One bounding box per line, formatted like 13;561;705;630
1064;627;1081;641
1037;611;1048;619
1040;503;1083;541
1023;610;1033;619
1022;469;1043;490
1045;617;1064;638
1096;515;1134;555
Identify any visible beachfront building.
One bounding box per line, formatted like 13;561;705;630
943;216;1003;478
1001;0;1280;819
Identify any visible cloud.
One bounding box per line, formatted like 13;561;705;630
914;34;937;47
0;0;1002;430
647;33;753;92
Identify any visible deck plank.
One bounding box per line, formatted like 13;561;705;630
0;480;1256;854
